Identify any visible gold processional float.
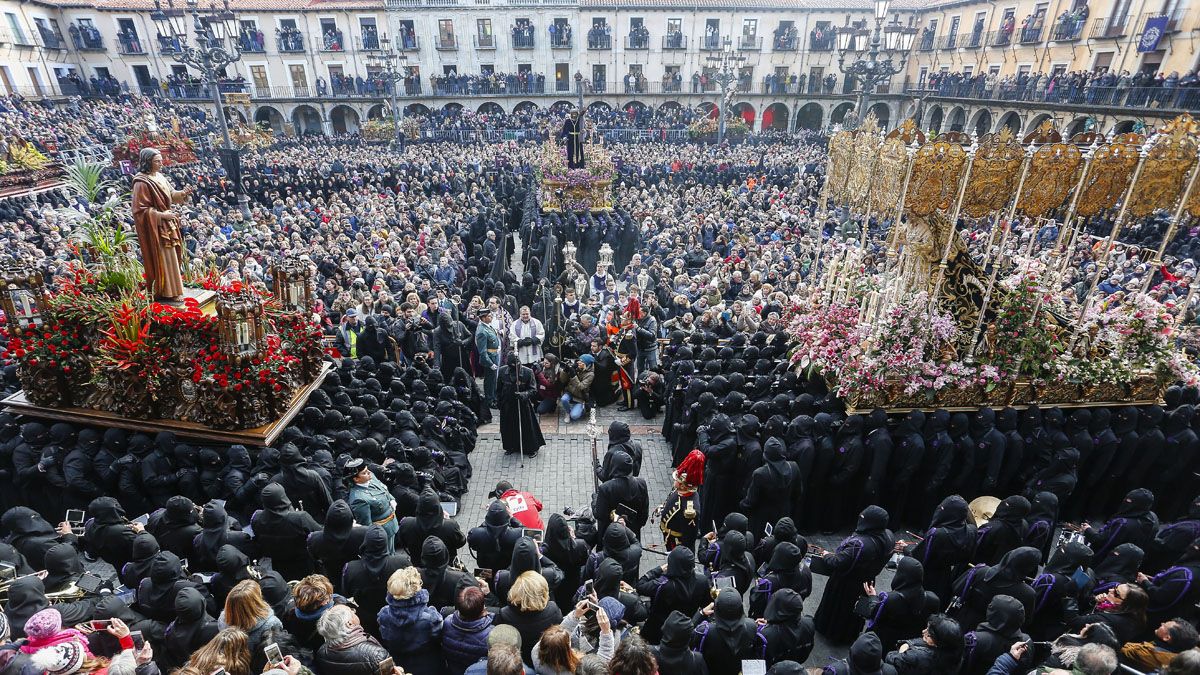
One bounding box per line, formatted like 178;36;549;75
791;113;1200;413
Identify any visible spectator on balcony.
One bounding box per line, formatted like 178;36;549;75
316;78;327;97
1000;14;1016;41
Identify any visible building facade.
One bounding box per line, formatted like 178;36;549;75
0;0;1196;137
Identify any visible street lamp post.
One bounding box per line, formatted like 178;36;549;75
367;37;408;148
704;42;745;146
835;0;918;127
151;0;251;218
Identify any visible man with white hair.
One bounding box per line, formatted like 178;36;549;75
315;604;393;675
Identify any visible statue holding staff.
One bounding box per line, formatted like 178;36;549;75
131;147;192;303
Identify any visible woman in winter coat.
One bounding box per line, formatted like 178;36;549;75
218;579;283;655
441;586;493;675
377;567;444;675
496;571;563;665
883;614;963;674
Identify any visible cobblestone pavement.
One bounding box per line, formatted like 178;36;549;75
463;405;897;669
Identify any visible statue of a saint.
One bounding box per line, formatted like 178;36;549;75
560;110;585;169
131;148;192;302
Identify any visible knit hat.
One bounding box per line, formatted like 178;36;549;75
580;354;595;365
598;596;625;625
30;642;85;675
23;609;62;641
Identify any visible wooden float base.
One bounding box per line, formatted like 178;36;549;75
844;398;1165;415
2;362;330;446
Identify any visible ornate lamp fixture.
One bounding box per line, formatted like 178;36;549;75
271;256;313;313
216;286;266;358
0;262;49;332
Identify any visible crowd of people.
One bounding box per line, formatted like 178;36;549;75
922;68;1200;110
4;90;1200;675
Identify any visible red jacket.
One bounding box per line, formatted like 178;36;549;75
499;489;544;530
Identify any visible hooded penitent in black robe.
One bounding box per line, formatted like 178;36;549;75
592;450;649;537
862;556;938;653
159;587;219;674
542;513;589;611
886;411;925;529
740;438;798;537
691;588;763;675
906;495;976;608
637;545;711;645
1026;540;1091;641
1024;491;1059;563
306;500;367;594
827;416;867;532
760;589;815;666
698;414;738;531
396;488;467;561
974;496;1029;566
1084;487;1158;560
497;360;545;457
812;505;894;644
749;541;812;619
419;535;475;612
191;501;253;574
466;501;524;573
1148;496;1200;572
653;610;710;675
341;525;412;639
960;595;1028;675
951;546;1040;632
249;482;321;581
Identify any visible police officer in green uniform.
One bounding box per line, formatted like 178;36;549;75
345;458;398;553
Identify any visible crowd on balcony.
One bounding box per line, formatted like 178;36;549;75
628;24;649;49
67;22;103;50
923;67;1200;110
701;24;721;49
431;72;546;96
664;28;683;48
512;20;534;48
277;25;304;52
809;25;835;50
773;24;798;50
322;29;344;51
1053;4;1090;40
361;24;379;50
117;28;143;54
587;23;611;49
240;26;266;52
548;23;572;48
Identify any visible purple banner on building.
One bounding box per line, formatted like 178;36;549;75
1138;15;1169;52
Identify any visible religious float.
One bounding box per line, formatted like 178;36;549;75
1;152;326;444
537;117;614;213
789;114;1200;412
0;139;64;197
112;131;198;167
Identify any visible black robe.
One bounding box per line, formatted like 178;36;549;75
497;362;545;456
812;505;894;644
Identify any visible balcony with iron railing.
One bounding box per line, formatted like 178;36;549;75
809;32;836;51
70;27;105;51
587;32;610;49
475;34;495;49
662;34;685;50
549;32;572;48
1139;9;1187;33
698;34;726;50
993;27;1015;45
117;34;146;54
318;30;345;51
36;27;65;50
239;33;266;52
1090;16;1130;38
1051;20;1085;40
163;81;248;101
157;34;183;54
937;32;958;49
277;30;305;53
395;34;419;51
738;35;762;50
918;32;935;50
962;29;985;47
437;36;457;49
1018;24;1044;43
910;81;1200;113
359;32;380;50
511;30;534;49
773;34;798;50
626;32;649;49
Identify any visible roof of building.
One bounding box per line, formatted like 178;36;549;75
579;0;923;8
36;0;923;12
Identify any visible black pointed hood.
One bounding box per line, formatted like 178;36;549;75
980;594;1026;636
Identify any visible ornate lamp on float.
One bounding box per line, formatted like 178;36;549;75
270;256;313;313
0;262;49;332
215;285;266;360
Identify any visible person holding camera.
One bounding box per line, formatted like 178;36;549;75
560;356;595;423
535;355;569;415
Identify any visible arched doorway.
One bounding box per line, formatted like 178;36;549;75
762;102;789;130
795;103;823;130
732;102;756;126
291;105;323;135
1113;119;1138;134
831;102;854;126
443;102;464;116
1067;116;1092;137
996;111;1022;135
947;106;966;131
588;101;614;115
926;105;944;133
970;109;992;137
867;102;890;129
254;106;284;132
623;100;648;114
367;104;386;120
697;102;718;119
330;105;360;135
1025;113;1052;135
656;101;681;116
514;101;538;114
550;101;575;113
225;108;247;125
477;102;504;115
404;103;430;116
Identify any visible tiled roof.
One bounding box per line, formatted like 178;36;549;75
39;0;387;10
579;0;924;9
36;0;924;11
